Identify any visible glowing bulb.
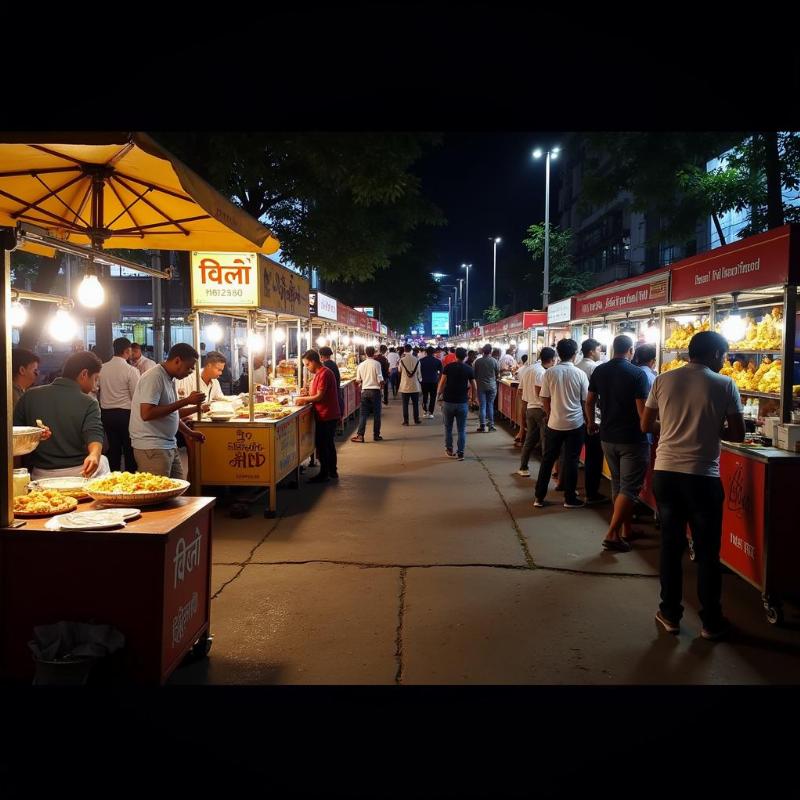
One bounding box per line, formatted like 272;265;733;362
341;334;351;346
645;324;660;344
247;333;266;354
206;323;224;343
721;314;746;343
316;335;328;347
673;315;698;326
273;327;286;343
77;273;104;308
10;301;28;328
48;308;78;342
533;148;543;159
593;327;612;348
509;339;517;346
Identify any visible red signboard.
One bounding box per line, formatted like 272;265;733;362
368;317;381;334
574;270;670;320
670;225;797;302
337;303;371;331
719;448;766;590
523;311;547;329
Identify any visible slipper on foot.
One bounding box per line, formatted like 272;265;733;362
602;538;631;552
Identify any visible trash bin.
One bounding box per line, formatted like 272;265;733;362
28;621;125;686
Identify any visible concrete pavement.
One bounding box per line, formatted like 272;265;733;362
170;393;800;685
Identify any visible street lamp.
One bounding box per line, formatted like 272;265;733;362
489;237;501;308
461;263;472;328
456;278;464;330
532;145;560;308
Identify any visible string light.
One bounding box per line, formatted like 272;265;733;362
247;332;266;353
10;301;28;328
273;327;286;343
48;308;78;342
77;264;105;308
316;335;328;347
206;323;224;344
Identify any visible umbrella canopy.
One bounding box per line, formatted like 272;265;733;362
0;132;280;254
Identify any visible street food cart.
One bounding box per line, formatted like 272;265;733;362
666;224;800;623
189;253;314;517
0;132;281;682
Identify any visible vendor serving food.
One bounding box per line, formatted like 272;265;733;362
13;351;108;480
129;343;206;479
175;350;227;409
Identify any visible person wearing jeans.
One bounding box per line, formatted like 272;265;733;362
437;347;477;460
517;348;556;476
641;330;745;640
575;338;606;504
533;338;590;509
398;344;422;425
419;346;442;418
351;346;385;442
472;344;499;432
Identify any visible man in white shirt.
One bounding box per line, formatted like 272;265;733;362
175;350;227;407
387;347;401;398
574;338;607;505
498;348;517;374
534;339;590;509
398;344;422;425
251;355;268;387
352;346;386;442
641;330;745;640
517;348;556;476
129;342;156;375
98;337;140;472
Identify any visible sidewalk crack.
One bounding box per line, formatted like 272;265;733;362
394;567;407;684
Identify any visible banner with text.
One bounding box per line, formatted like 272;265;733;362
258;257;309;318
574;271;669;320
191;252;259;308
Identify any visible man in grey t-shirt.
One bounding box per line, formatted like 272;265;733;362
641;331;745;641
129;343;207;479
473;344;500;432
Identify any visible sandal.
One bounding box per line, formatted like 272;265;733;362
602;538;631;552
350;435;365;443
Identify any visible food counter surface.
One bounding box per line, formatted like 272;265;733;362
0;497;215;684
721;442;800;463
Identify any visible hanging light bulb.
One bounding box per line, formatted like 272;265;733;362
77;264;105;308
645;311;660;344
206;322;224;344
720;292;746;343
48;307;78;342
341;334;351;346
248;332;266;353
10;301;28;328
316;335;328;347
274;326;286;343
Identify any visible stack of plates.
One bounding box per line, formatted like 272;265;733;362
29;476;90;500
45;508;141;531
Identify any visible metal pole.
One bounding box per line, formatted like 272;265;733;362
271;319;277;380
448;295;452;336
781;285;797;423
193;312;202;422
543;151;551;309
1;228;15;527
493;241;497;308
297;318;302;389
152;254;163;361
465;266;470;328
248;311;255;423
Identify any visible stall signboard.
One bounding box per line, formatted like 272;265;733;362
201;426;272;484
310;291;338;321
191;251;259;308
275;416;299;481
259;256;310;318
337;303;370;330
162;513;211;674
547;298;574;325
368;317;381;334
431;311;450;336
719;449;766;590
574;270;669;320
298;407;315;462
380;324;388;336
670;224;798;302
355;306;375;317
523;311;547;329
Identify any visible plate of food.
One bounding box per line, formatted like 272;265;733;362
28;476;91;501
46;509;130;531
14;490;79;517
85;472;190;506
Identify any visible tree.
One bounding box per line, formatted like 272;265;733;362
155;132;445;283
522;224;592;303
482;305;503;323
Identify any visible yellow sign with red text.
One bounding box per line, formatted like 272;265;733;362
190;251;259;308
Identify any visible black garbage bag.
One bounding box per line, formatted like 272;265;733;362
28;622;125;686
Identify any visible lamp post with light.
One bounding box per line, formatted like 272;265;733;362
532;146;560;308
489;237;501;308
461;263;472;329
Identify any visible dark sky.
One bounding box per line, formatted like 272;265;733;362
415;132;562;317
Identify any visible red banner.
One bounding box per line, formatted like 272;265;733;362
337;303;371;331
670;225;796;302
574;270;670;319
368;317;381;334
523;311;547;329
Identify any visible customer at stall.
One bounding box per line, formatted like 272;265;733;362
517;347;556;476
473;344;500;432
641;330;745;640
398;344;422;425
513;354;531;446
12;348;41;406
377;344;391;406
443;347;458;367
419;346;443;419
586;335;650;551
387;346;401;397
128;343;207;479
499;347;517;374
14;351;109;480
98;337;140;473
296;349;341;482
129;342;156;375
437;347;477;461
351;346;385;442
251;354;268;387
533;338;589;509
575;338;606;505
175;350;227;405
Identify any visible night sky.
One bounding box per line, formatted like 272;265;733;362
415;132;563;317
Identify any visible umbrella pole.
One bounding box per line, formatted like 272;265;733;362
1;227;14;527
248;311;255;424
193;312;202;422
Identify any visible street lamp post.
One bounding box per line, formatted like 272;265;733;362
457;277;464;330
489;237;501;308
461;263;472;328
532;146;560;308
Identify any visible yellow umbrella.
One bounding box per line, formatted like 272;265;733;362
0;131;280;254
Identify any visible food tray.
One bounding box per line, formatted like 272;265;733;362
14;498;79;517
28;477;91;500
85;479;190;507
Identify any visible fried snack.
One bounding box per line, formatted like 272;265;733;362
87;471;182;494
14;490;78;516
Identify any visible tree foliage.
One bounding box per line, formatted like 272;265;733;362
482;305;503;323
155;132;445;283
522;223;592;303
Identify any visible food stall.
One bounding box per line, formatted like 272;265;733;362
666;223;800;623
331;302;373;423
544;297;575;349
189;253;314;518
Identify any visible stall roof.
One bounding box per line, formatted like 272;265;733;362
573;269;670;322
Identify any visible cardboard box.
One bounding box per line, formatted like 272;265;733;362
775;424;800;452
763;417;781;440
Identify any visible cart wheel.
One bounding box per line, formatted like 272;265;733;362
191;632;213;659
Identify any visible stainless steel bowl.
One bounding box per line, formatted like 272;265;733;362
12;426;44;456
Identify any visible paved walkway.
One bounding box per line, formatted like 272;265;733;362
170;393;800;685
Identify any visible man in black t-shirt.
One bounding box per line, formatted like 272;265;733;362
436;347;477;461
586;334;650;552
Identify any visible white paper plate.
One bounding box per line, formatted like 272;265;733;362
46;509;137;531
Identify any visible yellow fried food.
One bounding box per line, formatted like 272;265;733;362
87;471;182;494
14;490;78;514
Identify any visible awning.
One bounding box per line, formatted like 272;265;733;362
0;132;280;255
